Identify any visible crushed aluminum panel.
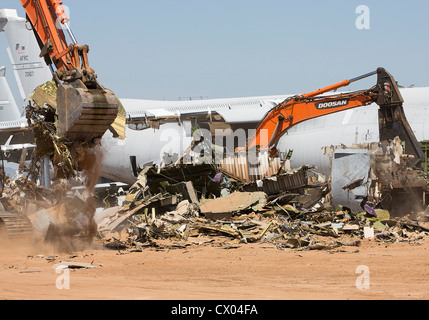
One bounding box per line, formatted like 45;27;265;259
331;149;371;212
242;166;309;196
200;191;267;217
258;170;308;196
221;151;282;183
100;194;178;233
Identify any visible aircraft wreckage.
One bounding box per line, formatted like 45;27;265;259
0;63;428;247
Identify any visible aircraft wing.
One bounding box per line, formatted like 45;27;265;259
0;117;32;141
0;117;33;165
121;95;289;127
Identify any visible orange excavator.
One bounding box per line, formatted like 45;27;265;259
244;67;424;168
20;0;119;144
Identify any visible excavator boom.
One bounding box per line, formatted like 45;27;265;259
245;68;424;168
20;0;119;145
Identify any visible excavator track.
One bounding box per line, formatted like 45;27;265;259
0;212;33;241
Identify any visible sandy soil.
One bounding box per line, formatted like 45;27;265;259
0;238;428;301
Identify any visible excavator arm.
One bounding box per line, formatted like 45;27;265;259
20;0;119;144
245;68;424;168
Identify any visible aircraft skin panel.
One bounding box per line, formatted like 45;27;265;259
100;123;193;185
121;95;287;124
401;88;429;142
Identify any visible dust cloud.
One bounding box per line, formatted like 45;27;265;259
33;146;105;253
78;146;104;239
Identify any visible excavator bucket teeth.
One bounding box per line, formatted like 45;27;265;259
56;81;119;143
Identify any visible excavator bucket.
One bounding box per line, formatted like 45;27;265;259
375;68;425;168
56;79;119;143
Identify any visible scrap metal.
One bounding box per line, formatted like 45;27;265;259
324;136;429;216
94;160;429;252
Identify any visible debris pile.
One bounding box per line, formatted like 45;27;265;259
0;169;102;249
0;133;428;253
25;80;126;181
96;163;429;251
0;173;69;213
324;137;429;215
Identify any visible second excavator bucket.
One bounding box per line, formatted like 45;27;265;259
56;79;119;143
375;68;425;168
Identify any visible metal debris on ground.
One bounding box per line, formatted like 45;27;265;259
0;168;102;248
0;129;428;252
324;137;429;215
94;162;429;252
25;80;126;181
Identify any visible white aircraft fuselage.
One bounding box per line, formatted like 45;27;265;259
1;8;428;186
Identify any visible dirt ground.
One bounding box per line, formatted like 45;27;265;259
0;237;428;301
